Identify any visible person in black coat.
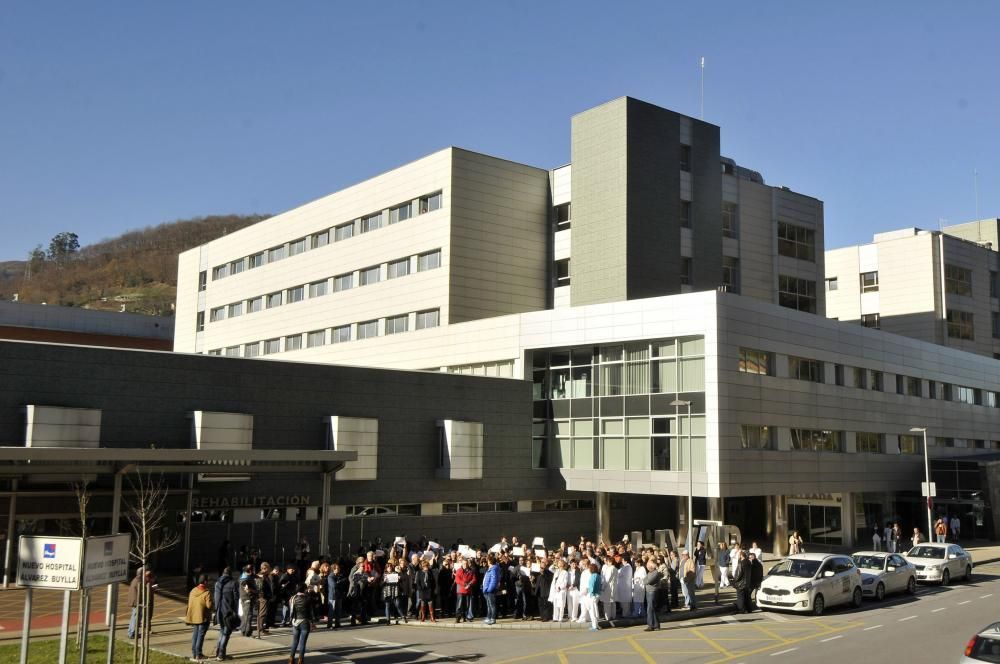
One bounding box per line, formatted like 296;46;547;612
437;559;454;618
534;561;554;622
277;564;298;627
326;563;348;629
731;551;752;613
213;567;239;661
748;552;764;605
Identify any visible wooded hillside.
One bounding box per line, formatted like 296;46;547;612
0;214;269;315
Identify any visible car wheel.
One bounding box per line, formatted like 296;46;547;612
812;594;825;616
965;565;973;582
906;577;916;594
852;586;863;608
875;583;885;601
941;569;950;586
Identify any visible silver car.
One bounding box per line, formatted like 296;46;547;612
851;551;916;600
903;542;973;585
961;622;1000;663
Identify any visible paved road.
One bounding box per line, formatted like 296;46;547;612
138;561;1000;663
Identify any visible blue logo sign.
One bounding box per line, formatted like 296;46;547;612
43;543;56;559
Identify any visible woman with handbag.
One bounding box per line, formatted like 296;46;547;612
288;583;316;664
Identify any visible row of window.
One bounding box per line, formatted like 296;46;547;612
202;190;444;287
739;426;1000;454
741;346;1000;409
206;308;441;357
828;265;974;297
344;499;597;517
199;250;442;330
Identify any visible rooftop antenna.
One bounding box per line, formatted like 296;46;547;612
699;57;705;120
974;169;980;220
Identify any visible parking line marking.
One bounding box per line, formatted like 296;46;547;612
770;648;798;657
820;635;843;643
982;594;994;598
959;600;972;605
625;636;657;664
898;616;917;622
691;627;735;659
753;623;792;645
863;625;883;631
932;608;947;613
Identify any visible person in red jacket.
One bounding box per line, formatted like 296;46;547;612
453;559;476;623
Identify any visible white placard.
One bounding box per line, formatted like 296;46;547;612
384;573;399;584
532;537;545;547
462;548;477;559
520;566;530;577
428;541;441;551
393;536;406;547
511;546;525;557
489;543;502;553
422;551;435;561
82;534;131;588
457;544;471;556
530;563;541;573
17;535;84;590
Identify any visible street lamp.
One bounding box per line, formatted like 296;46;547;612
671;399;693;551
909;427;932;541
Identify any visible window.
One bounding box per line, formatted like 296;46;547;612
740;425;773;449
791;429;841;452
555;202;571;230
332;325;351;343
308;280;328;298
861;313;880;329
870;370;884;392
263;338;281;355
286;286;305;303
680;257;692;285
357;320;378;339
207;349;222;356
418;250;441;272
860;271;879;293
229;258;245;275
416;309;440;330
947;309;975;340
826;277;838;291
722;202;738;238
385;314;409;335
249;252;264;269
247;296;262;313
777;222;816;261
852;367;867;389
287;238;306;257
951;385;976;405
898;434;920;454
679;144;691;172
285;334;302;351
387;258;410;280
359;266;380;286
198;271;207;291
334;222;354;242
419;191;442;213
212;265;228;280
907;377;921;397
209;306;226;322
992;271;998;298
679;200;691;228
738;348;772;375
928;380;937;399
334;273;353;292
311;231;329;249
945;264;973;296
722;256;739;293
834;364;844;386
243;341;260;358
778;275;817;313
195;311;204;332
856;432;884;454
789;356;823;383
307;330;326;348
266;291;282;309
360;212;382;233
227;302;242;318
555;258;570;287
389;202;412;224
267;245;285;263
993;311;1000;339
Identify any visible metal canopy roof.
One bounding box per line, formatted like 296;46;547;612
0;446;357;476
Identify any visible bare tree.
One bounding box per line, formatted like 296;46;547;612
72;481;91;645
123;471;179;664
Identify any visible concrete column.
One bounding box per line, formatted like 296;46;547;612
841;492;855;548
3;479;17;588
677;496;690;549
319;471;332;557
708;497;723;523
769;495;788;557
595;492;611;544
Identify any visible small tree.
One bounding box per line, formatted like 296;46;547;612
48;231;80;264
26;245;45;279
123;471;179;664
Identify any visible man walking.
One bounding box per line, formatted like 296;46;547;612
185;574;214;662
642;561;662;631
214;567;239;661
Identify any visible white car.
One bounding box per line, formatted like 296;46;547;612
903;542;973;585
851;551;916;600
757;553;863;615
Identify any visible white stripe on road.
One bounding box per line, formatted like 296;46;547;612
355;638;475;664
820;635;843;643
932;607;947;613
959;600;972;605
982;594;994;599
863;625;883;631
898;615;917;622
764;612;789;623
771;648;798;656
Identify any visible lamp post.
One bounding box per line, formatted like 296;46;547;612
909;427;932;540
671;399;693;551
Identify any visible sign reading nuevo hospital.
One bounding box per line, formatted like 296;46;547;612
82;534;131;588
192;494;312;509
17;535;84;590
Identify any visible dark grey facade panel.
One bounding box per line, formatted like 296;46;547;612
690;119;723;290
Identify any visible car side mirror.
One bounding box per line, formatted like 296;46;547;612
823;570;835;577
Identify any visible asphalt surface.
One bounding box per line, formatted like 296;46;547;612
138;560;1000;662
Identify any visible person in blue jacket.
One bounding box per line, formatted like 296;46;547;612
481;554;501;625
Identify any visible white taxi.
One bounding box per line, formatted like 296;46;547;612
903;542;973;585
757;553;863;615
851;551;916;600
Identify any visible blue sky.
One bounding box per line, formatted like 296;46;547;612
1;1;998;261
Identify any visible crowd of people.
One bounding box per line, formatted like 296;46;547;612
173;533;773;662
867;516;963;553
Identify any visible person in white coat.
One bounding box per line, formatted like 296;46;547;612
613;557;633;617
631;562;646;618
567;559;583;621
549;560;569;622
576;563;593;624
600;557;617;620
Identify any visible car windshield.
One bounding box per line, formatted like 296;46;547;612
907;546;945;559
852;555;886;570
768;559;822;578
